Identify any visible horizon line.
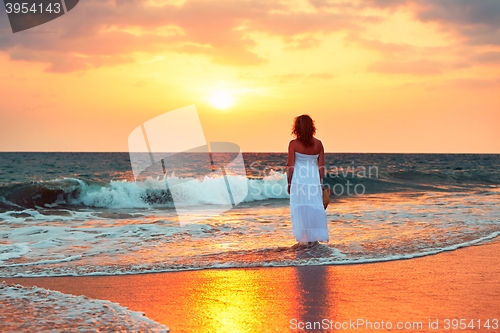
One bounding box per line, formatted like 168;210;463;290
0;151;499;155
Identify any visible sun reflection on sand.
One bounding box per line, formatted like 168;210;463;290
180;268;300;332
2;241;499;332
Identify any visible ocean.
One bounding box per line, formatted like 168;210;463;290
0;152;499;278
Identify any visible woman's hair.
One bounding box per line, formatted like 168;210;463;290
292;114;316;147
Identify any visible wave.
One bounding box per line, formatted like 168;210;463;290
0;173;290;211
1;232;498;278
322;168;500;195
1;165;499;212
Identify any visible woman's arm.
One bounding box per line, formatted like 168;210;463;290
286;140;295;194
318;141;325;184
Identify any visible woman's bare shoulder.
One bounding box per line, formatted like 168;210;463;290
314;138;323;147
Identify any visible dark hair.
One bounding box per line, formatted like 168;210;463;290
292;114;316;147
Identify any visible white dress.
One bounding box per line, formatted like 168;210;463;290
290;152;329;243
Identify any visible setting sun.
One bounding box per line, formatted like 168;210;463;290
210;90;234;110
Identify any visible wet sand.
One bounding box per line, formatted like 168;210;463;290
2;240;499;332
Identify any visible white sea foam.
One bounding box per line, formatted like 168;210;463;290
0;243;31;261
59;172;290;209
0;282;170;332
0;189;498;278
0;208;96;223
0;255;82;267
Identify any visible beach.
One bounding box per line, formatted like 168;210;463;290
3;239;499;332
1;153;499;332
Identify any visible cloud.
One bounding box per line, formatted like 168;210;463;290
0;0;275;70
418;1;500;46
283;34;322;50
236;72;334;84
274;72;334;83
368;59;443;75
347;32;414;55
308;73;334;79
0;0;368;72
365;0;410;9
8;48;134;72
2;0;499;74
351;1;500;75
366;0;500;46
473;52;500;64
450;77;500;89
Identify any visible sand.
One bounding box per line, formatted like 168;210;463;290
2;240;499;332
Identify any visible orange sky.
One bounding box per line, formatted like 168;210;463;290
0;0;499;153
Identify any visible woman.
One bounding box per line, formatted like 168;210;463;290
287;115;329;246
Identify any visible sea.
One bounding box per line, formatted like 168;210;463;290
0;152;499;278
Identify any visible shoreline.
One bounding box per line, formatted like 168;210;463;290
2;238;499;332
1;230;498;279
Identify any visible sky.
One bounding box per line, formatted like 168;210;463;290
0;0;499;153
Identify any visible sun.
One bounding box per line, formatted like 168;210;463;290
210;89;234;110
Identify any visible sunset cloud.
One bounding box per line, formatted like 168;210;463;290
0;0;368;72
450;77;500;90
367;0;500;46
473;52;500;65
368;59;444;75
1;0;499;81
1;0;498;73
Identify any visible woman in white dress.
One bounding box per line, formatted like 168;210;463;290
287;115;329;246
